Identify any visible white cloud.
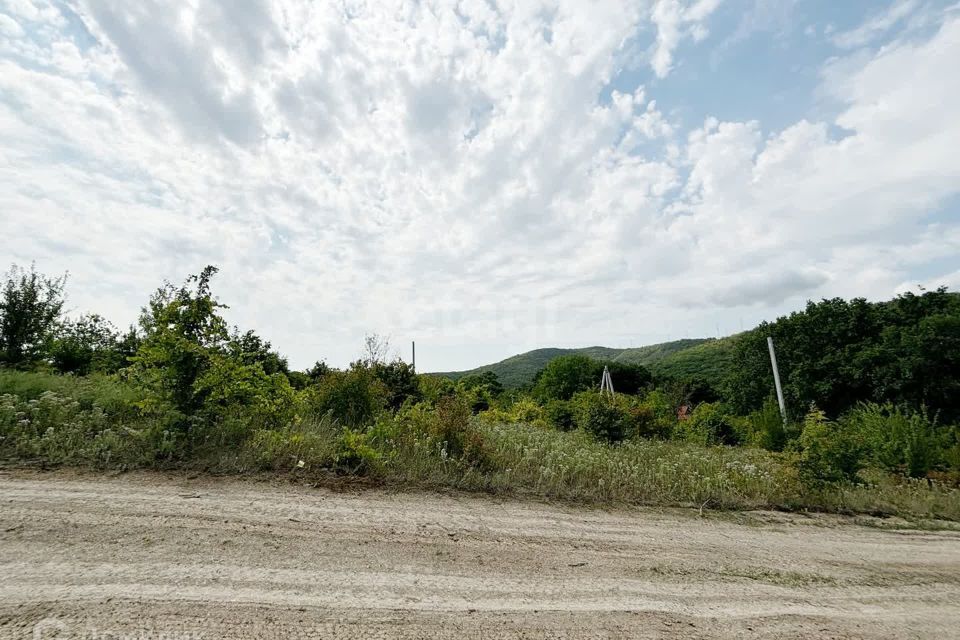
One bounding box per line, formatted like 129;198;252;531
832;0;919;49
650;0;723;77
0;13;24;37
0;1;958;370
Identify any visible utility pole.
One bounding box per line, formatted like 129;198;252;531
767;336;786;424
411;341;416;372
599;365;615;397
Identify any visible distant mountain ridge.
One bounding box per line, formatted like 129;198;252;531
433;337;738;388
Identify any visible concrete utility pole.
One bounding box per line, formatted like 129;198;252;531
411;341;416;372
767;336;787;424
599;365;615;397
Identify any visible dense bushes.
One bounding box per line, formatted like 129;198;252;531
674;402;741;446
1;262;959;521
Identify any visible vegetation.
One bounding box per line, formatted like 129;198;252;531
435;339;710;389
1;263;959;522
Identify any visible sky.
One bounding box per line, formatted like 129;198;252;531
2;0;960;372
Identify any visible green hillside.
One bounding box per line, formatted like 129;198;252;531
435;338;728;389
644;335;740;386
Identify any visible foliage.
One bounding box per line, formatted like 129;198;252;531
228;330;289;376
50;314;128;375
2;263;960;522
533;355;599;401
841;403;941;478
739;397;789;452
131;266;231;424
533;355;651;401
574;394;626;442
729;289;960;422
417;374;455;405
543;399;576;431
674;402;741;446
645;337;738;392
0;264;67;368
370;359;420;411
796;407;867;484
305;366;387;428
456;371;503;412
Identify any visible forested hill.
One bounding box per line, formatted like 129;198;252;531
434;338;734;388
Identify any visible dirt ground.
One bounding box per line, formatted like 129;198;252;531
1;470;959;639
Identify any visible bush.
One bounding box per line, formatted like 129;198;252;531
574;393;630;443
741;398;789;451
305;367;387;428
842;403;940;478
510;397;545;425
675;402;741;446
796;407;866;484
371;359;420;410
543;399;576;431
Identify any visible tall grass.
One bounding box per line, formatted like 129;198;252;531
1;373;958;521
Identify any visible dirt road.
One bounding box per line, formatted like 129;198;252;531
2;471;959;639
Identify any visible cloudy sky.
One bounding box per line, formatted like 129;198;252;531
2;0;959;371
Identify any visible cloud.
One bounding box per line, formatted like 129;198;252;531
0;1;958;370
650;0;723;77
831;0;919;49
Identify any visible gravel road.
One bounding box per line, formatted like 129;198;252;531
2;470;959;639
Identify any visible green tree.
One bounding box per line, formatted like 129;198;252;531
132;266;230;421
0;264;67;368
533;355;600;401
458;371;504;412
534;355;650;401
306;366;387;428
728;290;960;422
132;266;296;435
228;329;289;376
371;359;420;411
50;314;121;375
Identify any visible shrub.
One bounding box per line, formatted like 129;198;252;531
574;393;630;443
510;397;545;425
675;402;741;446
543;399;576;431
842;403;940;478
371;359;420;411
335;427;385;472
305;367;387;428
741;398;789;451
796;407;866;484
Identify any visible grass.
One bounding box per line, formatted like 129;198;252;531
1;375;959;522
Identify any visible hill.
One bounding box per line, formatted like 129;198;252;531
434;338;734;389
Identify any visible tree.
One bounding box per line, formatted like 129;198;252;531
50;314;121;375
228;329;289;376
728;290;960;421
132;266;295;432
534;355;651;401
457;371;504;413
370;359;420;410
0;264;67;368
533;355;600;401
306;367;387;427
132;266;232;421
